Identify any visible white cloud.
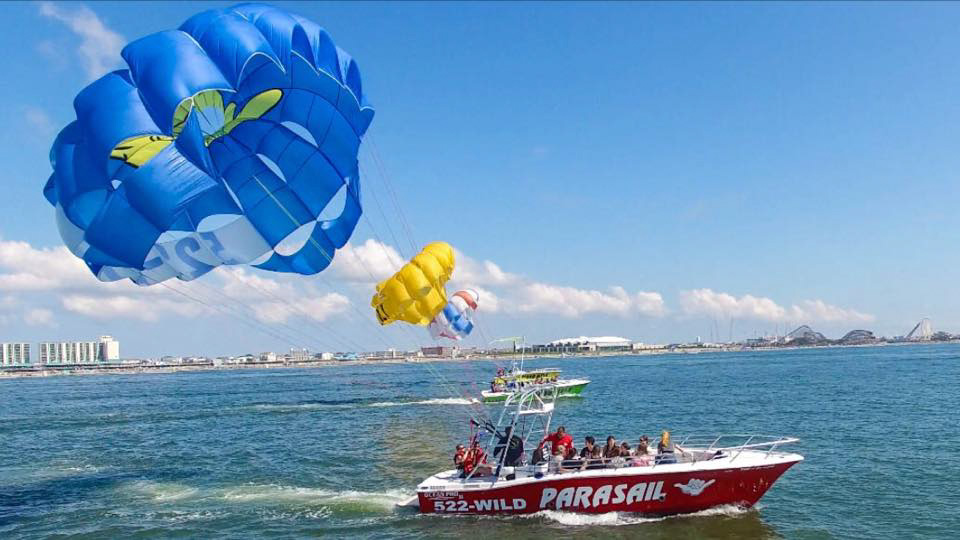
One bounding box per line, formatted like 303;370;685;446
217;267;352;324
325;241;662;320
513;283;665;318
679;288;785;321
24;308;55;326
679;288;874;324
38;1;124;80
790;299;874;324
466;286;501;314
329;239;404;283
250;293;351;325
452;249;518;287
634;290;668;317
0;238;358;327
62;294;206;321
220;267;295;300
0;272;62;291
0;240;93;289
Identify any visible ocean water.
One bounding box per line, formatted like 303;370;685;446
1;344;958;539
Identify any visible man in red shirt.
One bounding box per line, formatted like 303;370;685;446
542;426;573;454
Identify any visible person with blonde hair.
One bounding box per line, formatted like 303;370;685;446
656;430;678;465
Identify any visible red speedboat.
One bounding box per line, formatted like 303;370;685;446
408;387;802;516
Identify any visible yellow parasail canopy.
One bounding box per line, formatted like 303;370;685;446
371;242;455;326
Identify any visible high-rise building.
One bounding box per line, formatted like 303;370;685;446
0;343;30;366
37;336;121;365
39;341;100;365
99;336;120;361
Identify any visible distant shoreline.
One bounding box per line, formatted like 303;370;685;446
1;340;956;380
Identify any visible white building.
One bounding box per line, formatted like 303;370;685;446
39;341;100;365
38;336;120;365
286;348;312;363
0;342;30;366
99;336;120;361
548;336;633;351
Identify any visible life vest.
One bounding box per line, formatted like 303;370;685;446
463;447;487;474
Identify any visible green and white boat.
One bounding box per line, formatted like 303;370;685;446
480;368;590;403
481;337;589;403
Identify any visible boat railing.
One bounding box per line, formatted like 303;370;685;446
668;434;800;464
500;434;800;478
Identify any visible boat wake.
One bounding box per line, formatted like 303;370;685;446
248;397;478;412
122;480;202;502
119;480;412;513
368;397;479;407
220;484;412;511
530;504;753;526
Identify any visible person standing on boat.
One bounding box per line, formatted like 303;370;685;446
542;426;573;454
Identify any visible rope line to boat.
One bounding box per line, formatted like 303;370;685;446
356;155;494;422
158;280;320;351
169;268;368;353
366;134;419;256
162;114;494;421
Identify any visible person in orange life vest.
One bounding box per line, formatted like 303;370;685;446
463;441;493;477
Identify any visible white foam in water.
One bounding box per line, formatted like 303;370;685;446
248;397;477;412
219;484;412;511
122;480;201;502
250;403;335;412
533;504;751;527
532;510;662;526
368;398;479;407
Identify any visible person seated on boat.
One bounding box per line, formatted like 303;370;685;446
462;442;494;477
579;445;604;471
578;436;602;471
655;430;684;465
579;436;596;459
601;436;624;467
631;437;653;466
542;426;573;455
560;444;582;471
454;444;467;470
602;436;620;459
549;444;566;473
620;442;632;456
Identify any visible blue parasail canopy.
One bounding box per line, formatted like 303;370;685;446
43;3;374;285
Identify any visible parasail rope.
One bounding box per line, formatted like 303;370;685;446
367;134;418;255
159;280;316;352
191;105;489;419
181;274;367;353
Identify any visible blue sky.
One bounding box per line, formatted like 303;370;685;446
1;1;959;357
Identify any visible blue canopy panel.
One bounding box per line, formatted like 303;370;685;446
44;3;374;284
429;303;476;341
